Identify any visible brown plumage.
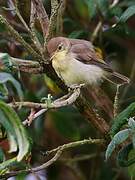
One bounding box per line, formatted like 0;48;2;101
47;37;130;86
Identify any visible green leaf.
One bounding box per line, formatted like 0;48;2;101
68;30;85;39
97;0;109;17
0;157;17;172
119;5;135;22
0;72;23;100
87;0;97;18
120;0;135;7
117;143;134;167
0;53;12;72
0;109;17;153
128;118;135;130
0;84;8;100
0;100;30;162
0;148;5;163
132;133;135;149
105;129;130;160
110;102;135;137
109;6;123;19
128;149;135;178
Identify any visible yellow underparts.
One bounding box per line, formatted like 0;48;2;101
52;50;105;87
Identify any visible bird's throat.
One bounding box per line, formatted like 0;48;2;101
52;51;69;71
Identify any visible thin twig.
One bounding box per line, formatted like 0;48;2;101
0;147;63;179
14;0;31;33
56;0;65;35
91;21;102;43
46;0;63;43
0;138;104;179
110;0;119;8
11;57;40;68
10;57;43;73
10;88;81;126
0;15;42;62
30;1;43;52
46;138;104;155
32;0;49;38
10;88;81;109
23;109;47;126
14;0;42;54
31;0;50;61
113;85;121;117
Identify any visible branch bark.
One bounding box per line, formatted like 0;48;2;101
10;57;43;73
10;88;81;109
32;0;49;38
0;15;42;61
46;0;63;42
0;138;104;179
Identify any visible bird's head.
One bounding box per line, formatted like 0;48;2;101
47;37;71;61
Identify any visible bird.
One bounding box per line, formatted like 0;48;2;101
47;37;130;88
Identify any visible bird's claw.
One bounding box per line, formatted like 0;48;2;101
68;83;85;92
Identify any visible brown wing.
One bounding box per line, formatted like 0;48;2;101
70;42;113;72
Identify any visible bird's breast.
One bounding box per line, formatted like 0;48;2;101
52;53;104;86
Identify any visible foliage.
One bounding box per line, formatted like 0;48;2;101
110;102;135;137
106;117;135;178
0;100;30;173
119;5;135;23
106;118;135;160
0;0;135;179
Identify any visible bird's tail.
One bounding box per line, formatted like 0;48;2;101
104;72;130;85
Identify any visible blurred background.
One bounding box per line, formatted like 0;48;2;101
0;0;135;179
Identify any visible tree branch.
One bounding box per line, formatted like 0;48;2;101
10;88;81;126
32;0;49;39
75;94;110;135
46;138;105;155
0;138;104;179
10;88;80;109
0;15;43;62
30;1;43;52
46;0;63;42
113;85;121;117
91;21;102;43
14;0;31;33
10;57;43;73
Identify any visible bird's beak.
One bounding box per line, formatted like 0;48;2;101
50;52;56;62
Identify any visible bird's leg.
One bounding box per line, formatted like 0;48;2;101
68;83;85;91
55;84;85;103
54;92;72;102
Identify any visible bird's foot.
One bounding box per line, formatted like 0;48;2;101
55;84;84;104
68;83;85;92
54;93;71;102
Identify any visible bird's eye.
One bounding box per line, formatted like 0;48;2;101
58;44;64;51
